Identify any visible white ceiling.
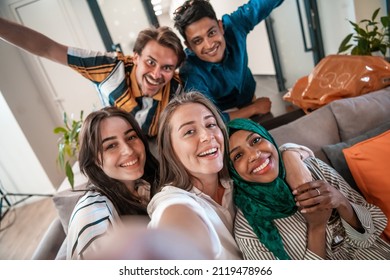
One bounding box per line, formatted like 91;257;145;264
156;0;184;18
152;0;172;15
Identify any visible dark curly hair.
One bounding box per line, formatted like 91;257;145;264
173;0;217;40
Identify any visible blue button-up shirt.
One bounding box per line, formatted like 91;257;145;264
180;0;284;121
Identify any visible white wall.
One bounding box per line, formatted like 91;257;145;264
98;0;150;55
0;16;61;193
0;0;104;192
0;91;53;198
354;0;387;22
318;0;356;56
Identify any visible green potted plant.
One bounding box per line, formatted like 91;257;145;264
53;111;84;189
338;8;390;57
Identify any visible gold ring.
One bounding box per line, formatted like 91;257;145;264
316;188;321;196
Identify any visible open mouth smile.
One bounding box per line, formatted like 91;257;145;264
198;147;218;157
145;75;163;86
120;159;138;167
251;158;270;174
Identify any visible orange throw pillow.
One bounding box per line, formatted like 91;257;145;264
343;130;390;241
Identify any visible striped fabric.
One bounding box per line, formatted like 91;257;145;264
234;157;390;260
66;191;120;259
67;47;182;137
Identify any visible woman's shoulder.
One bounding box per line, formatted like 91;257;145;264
71;191;117;219
147;185;198;212
152;185;192;199
67;190;120;259
76;190;111;206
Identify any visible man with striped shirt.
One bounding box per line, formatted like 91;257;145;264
0;17;185;137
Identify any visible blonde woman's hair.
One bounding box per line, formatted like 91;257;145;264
156;91;230;192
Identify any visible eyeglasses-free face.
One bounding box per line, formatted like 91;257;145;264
169;102;225;180
99;116;146;189
229;130;279;184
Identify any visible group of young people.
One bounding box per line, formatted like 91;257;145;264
1;0;389;260
71;92;390;260
0;0;282;136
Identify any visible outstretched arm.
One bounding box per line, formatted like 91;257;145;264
0;17;68;65
157;204;214;258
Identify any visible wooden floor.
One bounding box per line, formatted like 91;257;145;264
0;197;57;260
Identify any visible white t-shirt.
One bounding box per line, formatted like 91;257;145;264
147;179;243;260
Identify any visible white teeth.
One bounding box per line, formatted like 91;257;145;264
206;45;218;55
145;76;160;86
121;159;138;167
252;158;270;173
199;147;217;156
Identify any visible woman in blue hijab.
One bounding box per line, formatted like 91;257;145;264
227;118;390;260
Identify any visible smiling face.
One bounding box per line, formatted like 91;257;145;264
99;116;146;189
169;103;225;180
133;40;178;97
184;17;226;63
229;130;279;183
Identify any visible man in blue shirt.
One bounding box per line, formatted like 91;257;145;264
174;0;284;122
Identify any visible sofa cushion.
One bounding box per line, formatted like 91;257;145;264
343;130;390;241
270;105;339;164
52;184;87;234
330;87;390;141
322;121;390;189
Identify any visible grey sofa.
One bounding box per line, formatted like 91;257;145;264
31;86;390;259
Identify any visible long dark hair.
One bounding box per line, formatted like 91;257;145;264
78;107;159;215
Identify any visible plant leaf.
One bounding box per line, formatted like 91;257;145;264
372;8;380;21
379;45;387;56
338;34;353;53
65;161;75;188
381;16;390;28
58;143;65;168
53;127;67;134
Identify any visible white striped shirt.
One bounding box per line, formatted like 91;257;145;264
234;157;390;260
66;191;121;259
